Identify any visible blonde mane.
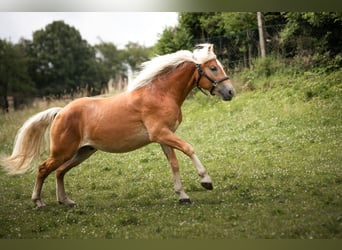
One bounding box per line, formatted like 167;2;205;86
127;43;217;91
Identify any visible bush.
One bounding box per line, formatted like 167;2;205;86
303;69;342;100
232;55;341;103
234;56;302;92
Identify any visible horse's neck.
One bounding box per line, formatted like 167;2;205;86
152;62;196;105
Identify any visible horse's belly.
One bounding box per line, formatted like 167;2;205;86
86;126;151;153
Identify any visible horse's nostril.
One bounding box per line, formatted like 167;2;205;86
228;89;235;97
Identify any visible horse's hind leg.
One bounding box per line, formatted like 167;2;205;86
32;157;64;208
55;146;97;207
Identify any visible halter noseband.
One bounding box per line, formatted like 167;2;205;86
195;64;230;96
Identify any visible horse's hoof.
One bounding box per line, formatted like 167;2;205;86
34;199;46;209
179;198;191;205
201;182;213;190
35;204;46;209
67;202;77;208
58;199;77;208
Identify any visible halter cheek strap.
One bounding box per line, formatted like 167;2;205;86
195;64;229;96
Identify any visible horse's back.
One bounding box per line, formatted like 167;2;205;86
50;93;151;154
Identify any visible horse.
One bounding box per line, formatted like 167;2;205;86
0;43;235;208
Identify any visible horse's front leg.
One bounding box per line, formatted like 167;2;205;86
191;154;213;190
160;144;191;204
151;128;213;194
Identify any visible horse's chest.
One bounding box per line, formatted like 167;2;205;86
163;111;181;132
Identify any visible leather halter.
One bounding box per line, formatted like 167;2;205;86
195;64;230;96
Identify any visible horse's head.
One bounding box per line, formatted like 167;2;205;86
193;44;235;101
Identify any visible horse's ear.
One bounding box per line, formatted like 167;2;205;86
208;44;214;53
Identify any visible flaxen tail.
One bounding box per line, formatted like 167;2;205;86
0;107;62;175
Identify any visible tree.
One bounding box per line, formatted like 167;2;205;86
209;12;258;68
0;39;35;111
29;21;100;97
95;41;126;86
123;42;152;74
257;12;266;58
280;12;342;58
178;12;211;40
154;26;192;55
183;12;257;69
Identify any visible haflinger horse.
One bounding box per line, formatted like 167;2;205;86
0;43;234;208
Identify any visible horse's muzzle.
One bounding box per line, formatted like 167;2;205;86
218;84;235;101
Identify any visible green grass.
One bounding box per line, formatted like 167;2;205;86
0;70;341;239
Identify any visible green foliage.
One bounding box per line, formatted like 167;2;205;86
2;12;341;108
154;26;192;55
233;55;342;102
154;12;207;55
28;21;100;97
155;12;341;72
212;12;256;36
95;41;153;90
94;42;126;82
0;40;35;93
235;56;297;91
280;12;342;58
0;39;36;110
123;42;153;73
0;19;158;109
154;27;177;54
0;68;341;239
178;13;207;40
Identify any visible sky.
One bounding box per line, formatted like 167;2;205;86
0;12;179;48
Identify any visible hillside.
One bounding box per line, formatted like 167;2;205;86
0;67;341;239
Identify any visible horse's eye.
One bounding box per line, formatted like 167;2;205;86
210;66;217;72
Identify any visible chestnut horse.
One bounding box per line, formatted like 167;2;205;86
0;44;234;208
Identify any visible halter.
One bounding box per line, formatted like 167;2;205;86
195;64;230;96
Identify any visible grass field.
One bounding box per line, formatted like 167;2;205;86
0;69;341;239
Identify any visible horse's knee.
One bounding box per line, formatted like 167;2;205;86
182;143;194;157
38;157;62;177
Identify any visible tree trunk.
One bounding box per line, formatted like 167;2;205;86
0;78;9;112
257;12;266;58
